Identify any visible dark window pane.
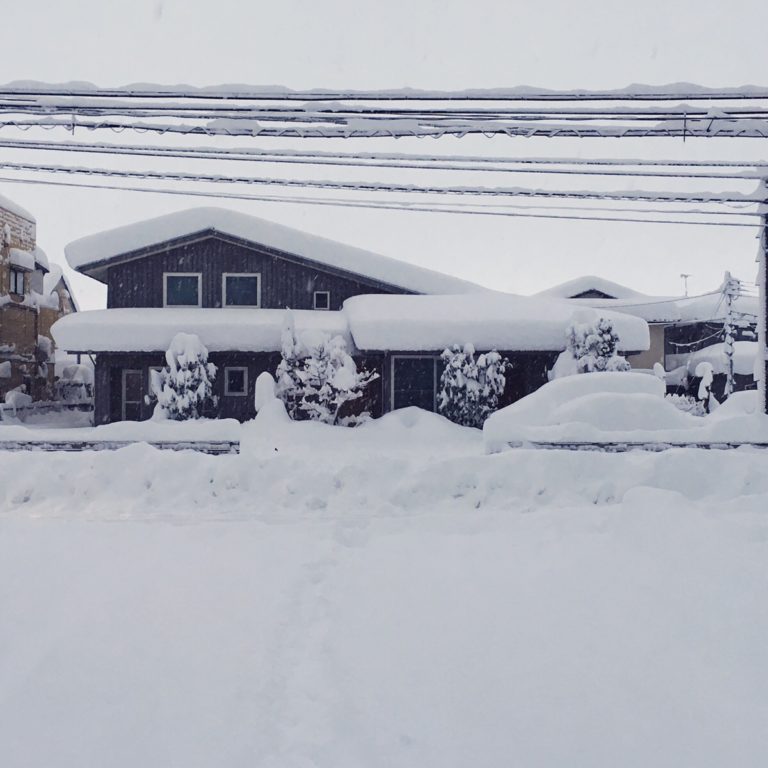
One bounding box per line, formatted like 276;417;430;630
226;368;246;394
393;358;436;411
123;371;142;400
225;275;259;306
314;291;330;310
166;275;199;306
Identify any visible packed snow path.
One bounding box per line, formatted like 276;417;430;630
0;409;766;768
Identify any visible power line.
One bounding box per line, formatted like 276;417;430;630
0;174;760;227
0;137;764;180
0;158;761;205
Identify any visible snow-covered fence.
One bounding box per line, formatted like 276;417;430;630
0;439;239;455
0;399;94;423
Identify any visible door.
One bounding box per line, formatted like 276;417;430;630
391;356;438;412
121;369;143;421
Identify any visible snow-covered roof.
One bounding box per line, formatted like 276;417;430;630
51;308;352;353
343;293;650;353
9;248;35;271
64;207;486;295
534;276;680;323
42;263;79;310
676;292;759;323
672;341;758;376
535;275;649;301
0;192;35;223
33;245;49;272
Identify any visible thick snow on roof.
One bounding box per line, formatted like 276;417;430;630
65;207;486;295
535;275;649;301
676;292;759;323
0;191;35;223
9;248;35;271
343;293;649;352
534;276;680;323
33;245;49;271
52;308;352;353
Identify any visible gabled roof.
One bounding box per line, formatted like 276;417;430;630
64;207;487;295
43;263;80;312
535;275;649;301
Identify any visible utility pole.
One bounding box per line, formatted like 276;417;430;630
760;210;768;415
680;273;691;297
722;271;738;399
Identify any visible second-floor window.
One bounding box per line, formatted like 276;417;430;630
164;273;201;307
9;268;24;295
223;273;260;307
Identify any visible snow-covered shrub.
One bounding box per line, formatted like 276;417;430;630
55;364;94;403
438;343;510;428
566;316;631;374
665;393;707;418
254;371;277;413
152;333;217;420
695;361;719;414
275;313;378;426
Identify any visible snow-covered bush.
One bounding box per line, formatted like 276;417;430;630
695;361;719;414
438;344;509;428
55;364;94;403
152;333;217;420
567;316;631;374
275;313;378;426
665;393;707;418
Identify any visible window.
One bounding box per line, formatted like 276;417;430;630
164;273;201;307
121;369;143;421
9;268;24;295
391;356;440;412
225;366;248;396
223;273;260;307
313;290;330;310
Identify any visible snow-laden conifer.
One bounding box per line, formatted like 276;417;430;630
152;332;217;420
438;343;509;428
566;317;631;373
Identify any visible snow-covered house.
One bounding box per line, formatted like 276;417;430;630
54;208;649;423
0;194;77;404
536;275;760;398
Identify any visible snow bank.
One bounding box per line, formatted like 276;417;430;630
344;293;649;352
0;410;767;767
51;307;353;353
484;372;768;449
65;207;486;294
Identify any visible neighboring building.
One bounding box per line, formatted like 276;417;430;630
0;194;77;403
53;208;649;424
536;274;760;398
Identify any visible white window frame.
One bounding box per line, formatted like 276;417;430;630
390;354;439;412
163;272;202;307
313;290;331;310
9;268;24;295
222;272;261;308
224;366;249;397
121;369;143;421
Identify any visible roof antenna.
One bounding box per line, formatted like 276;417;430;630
680;273;691;296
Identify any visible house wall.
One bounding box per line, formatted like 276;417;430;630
627;323;665;370
106;234;408;310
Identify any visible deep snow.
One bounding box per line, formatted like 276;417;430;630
0;408;767;768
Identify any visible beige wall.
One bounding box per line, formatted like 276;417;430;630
627;323;665;370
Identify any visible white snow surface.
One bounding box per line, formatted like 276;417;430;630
484;372;768;448
535;274;650;300
8;248;35;271
0;406;767;768
0;191;35;222
64;207;486;294
52;307;353;353
344;293;650;352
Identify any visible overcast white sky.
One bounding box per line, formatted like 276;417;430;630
2;0;768;309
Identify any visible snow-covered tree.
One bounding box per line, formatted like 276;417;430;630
275;313;378;425
566;316;631;373
437;344;510;428
274;310;305;420
152;332;217;420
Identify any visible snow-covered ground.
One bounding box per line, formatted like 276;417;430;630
1;408;767;767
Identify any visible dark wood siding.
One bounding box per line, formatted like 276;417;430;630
106;233;409;310
94;350;386;424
